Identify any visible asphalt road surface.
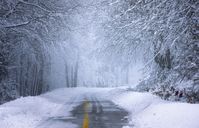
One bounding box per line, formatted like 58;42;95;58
39;96;129;128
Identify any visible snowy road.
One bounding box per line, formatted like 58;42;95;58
1;88;199;128
71;97;129;128
38;95;129;128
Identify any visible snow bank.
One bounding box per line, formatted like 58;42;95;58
135;103;199;128
0;88;80;128
111;91;160;113
0;96;60;128
107;89;199;128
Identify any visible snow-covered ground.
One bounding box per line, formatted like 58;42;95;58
106;89;199;128
0;87;199;128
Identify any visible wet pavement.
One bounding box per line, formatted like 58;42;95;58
38;96;129;128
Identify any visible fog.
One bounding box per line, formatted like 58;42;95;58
1;0;198;103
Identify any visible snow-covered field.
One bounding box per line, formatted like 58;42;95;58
0;87;199;128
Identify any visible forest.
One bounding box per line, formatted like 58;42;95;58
0;0;198;104
0;0;199;128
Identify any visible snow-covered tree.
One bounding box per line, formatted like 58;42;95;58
0;0;81;103
95;0;199;101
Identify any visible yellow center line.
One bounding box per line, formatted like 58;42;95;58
82;100;90;128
